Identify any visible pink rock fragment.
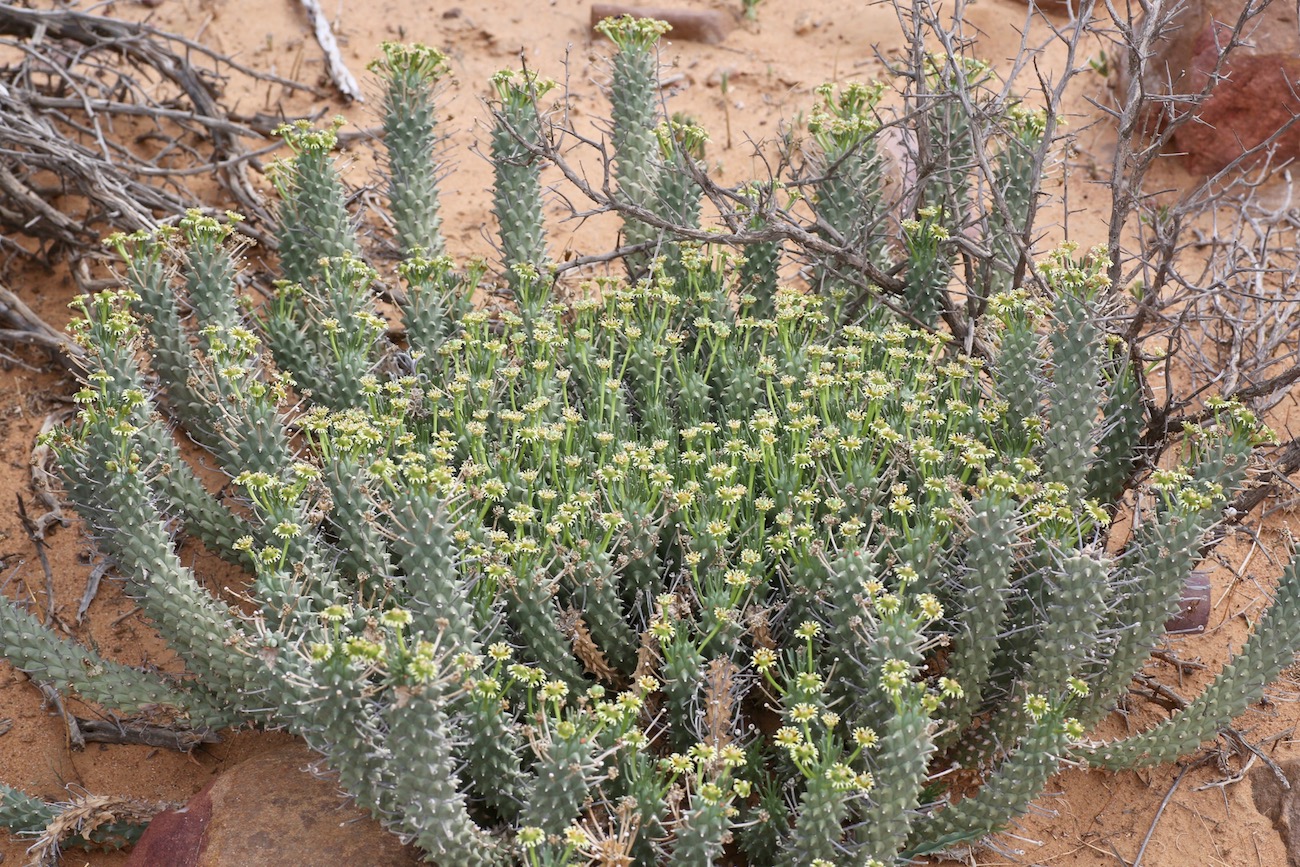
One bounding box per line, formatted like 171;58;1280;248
125;744;421;867
1117;1;1300;175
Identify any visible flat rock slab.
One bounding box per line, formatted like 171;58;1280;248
1250;759;1300;867
125;744;422;867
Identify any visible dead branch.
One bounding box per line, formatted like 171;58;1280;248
0;6;322;378
0;5;290;251
1133;672;1190;713
16;495;56;628
1100;0;1276;293
536;123;908;294
297;0;364;102
0;282;82;371
38;683;85;752
1097;0;1300;440
76;559;110;625
1227;437;1300;522
75;718;220;751
1130;762;1197;867
29;411;73;539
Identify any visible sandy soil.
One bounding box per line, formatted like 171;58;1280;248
1;0;1298;865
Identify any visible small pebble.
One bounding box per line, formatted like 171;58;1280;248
706;66;738;88
794;12;818;35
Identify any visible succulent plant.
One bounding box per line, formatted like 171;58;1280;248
3;21;1299;867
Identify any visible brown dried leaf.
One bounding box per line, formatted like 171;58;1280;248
561;607;620;684
26;794;172;867
701;657;739;751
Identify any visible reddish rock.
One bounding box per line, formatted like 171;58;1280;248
1118;1;1300;175
125;744;421;867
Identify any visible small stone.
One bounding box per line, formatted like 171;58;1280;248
442;7;462;18
794;12;817;35
125;744;421;867
706;66;738;88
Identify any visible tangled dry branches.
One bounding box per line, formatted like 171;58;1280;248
0;5;314;260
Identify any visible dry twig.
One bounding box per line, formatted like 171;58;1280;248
29;410;74;539
16;495;56;628
37;683;84;752
297;0;365;102
75;718;220;751
1130;761;1204;867
0;282;82;371
76;559;111;625
0;5;303;252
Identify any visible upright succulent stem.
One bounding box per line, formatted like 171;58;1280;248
596;15;671;275
371;43;449;257
491;70;552;303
